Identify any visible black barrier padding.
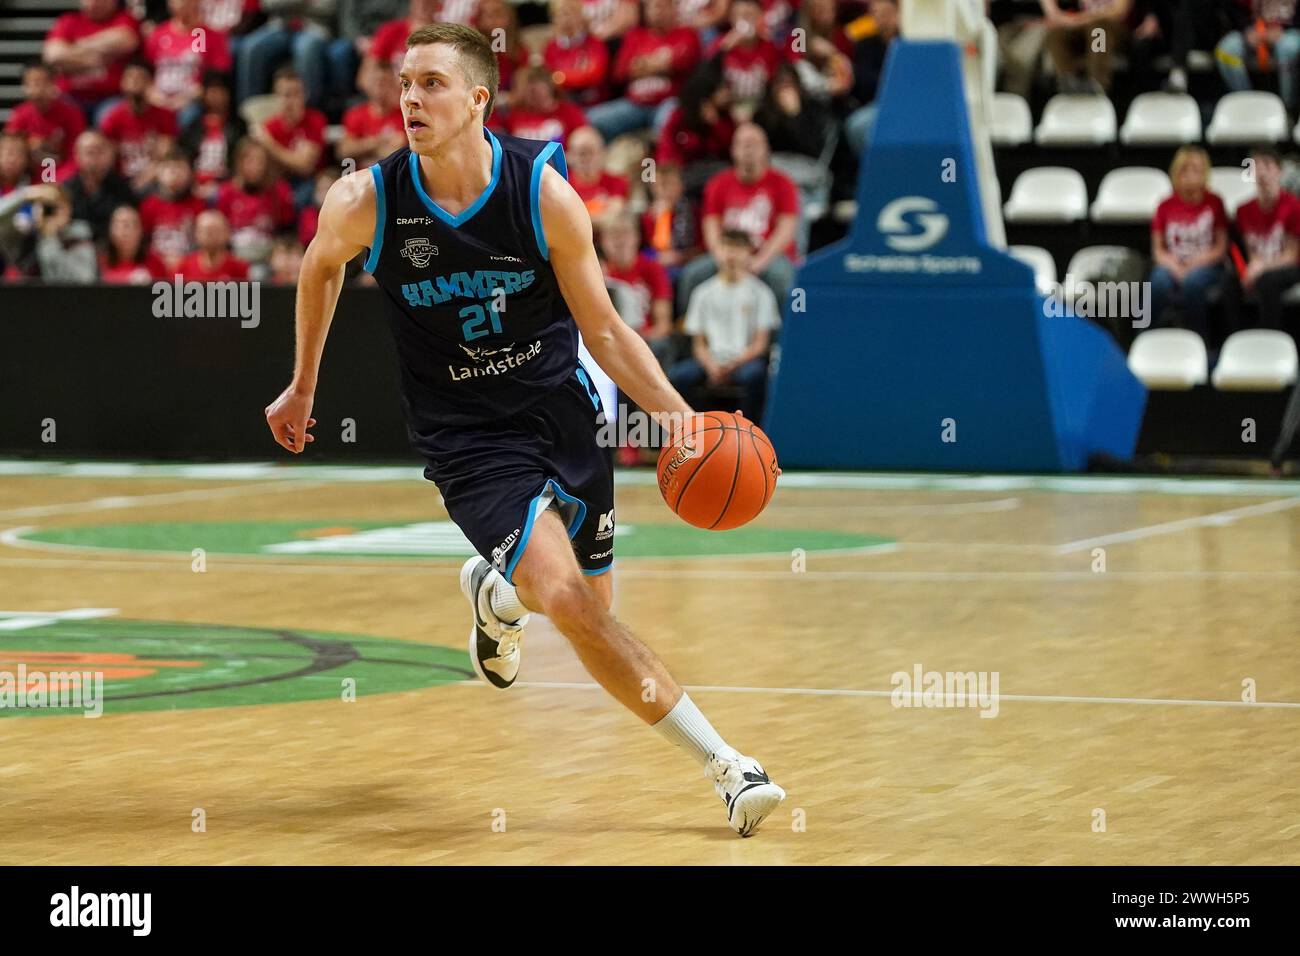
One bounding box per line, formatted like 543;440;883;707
0;285;420;462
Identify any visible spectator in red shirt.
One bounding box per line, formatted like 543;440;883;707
140;149;207;268
588;0;703;140
0;134;33;198
99;59;178;192
340;56;407;167
252;67;327;204
641;160;701;275
179;71;247;201
677;121;799;315
6;62;87;177
297;166;338;246
1227;144;1300;333
477;0;531;112
545;0;611;107
655;58;734;191
1150;145;1229;341
367;0;443;77
567;125;629;230
504;66;589;144
100;203;169;283
215;138;296;270
178;208;250;280
602;210;674;354
42;0;140;118
707;0;788;112
144;0;234;129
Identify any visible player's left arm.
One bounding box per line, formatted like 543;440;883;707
540;164;693;421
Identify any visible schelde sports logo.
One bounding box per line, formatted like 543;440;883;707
844;195;980;276
401;238;439;268
878;196;948;251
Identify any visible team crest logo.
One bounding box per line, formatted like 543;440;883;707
460;342;516;364
401;238;439;268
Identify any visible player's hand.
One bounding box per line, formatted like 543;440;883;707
264;386;317;453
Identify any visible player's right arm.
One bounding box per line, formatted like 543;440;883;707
264;169;376;453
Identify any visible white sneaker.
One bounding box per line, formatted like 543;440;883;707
706;746;786;837
460;557;529;689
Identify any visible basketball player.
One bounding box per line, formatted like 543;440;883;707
264;24;785;836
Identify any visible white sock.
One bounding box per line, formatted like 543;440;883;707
653;693;729;766
489;575;526;624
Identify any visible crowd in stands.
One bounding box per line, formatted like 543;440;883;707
4;0;1300;426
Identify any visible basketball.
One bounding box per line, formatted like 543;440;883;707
657;412;779;530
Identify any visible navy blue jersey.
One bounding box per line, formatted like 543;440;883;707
363;129;577;434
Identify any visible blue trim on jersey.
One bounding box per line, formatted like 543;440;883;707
502;478;589;585
409;128;502;228
364;163;386;273
582;563;613;576
530;141;565;261
574;361;605;415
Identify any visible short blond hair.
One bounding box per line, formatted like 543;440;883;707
407;22;500;120
1169;145;1210;187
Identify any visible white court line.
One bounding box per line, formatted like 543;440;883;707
1053;496;1300;554
0;480;321;520
758;497;1023;516
2;553;1299;580
505;680;1300;710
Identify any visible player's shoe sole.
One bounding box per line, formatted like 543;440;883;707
459;557;526;690
728;779;787;837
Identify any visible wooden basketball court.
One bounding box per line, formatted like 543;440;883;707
1;462;1297;865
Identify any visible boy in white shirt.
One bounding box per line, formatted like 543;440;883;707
669;228;781;421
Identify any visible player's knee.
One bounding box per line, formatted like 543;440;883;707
533;575;605;637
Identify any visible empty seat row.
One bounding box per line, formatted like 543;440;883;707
1129;329;1298;391
991;91;1298;148
1004;165;1259;223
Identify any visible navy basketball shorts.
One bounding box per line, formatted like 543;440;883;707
418;369;615;585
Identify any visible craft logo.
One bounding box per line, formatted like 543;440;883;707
401;238;439;268
396;216;434;225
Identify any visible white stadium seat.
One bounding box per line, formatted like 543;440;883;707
1003;167;1089;222
1034;94;1118;146
1210;166;1257;216
1090;167;1172;223
990;92;1033;146
1066;245;1147;282
1206;91;1288;144
1128;329;1209;390
1008;245;1057;294
1211;330;1299;390
1120;93;1202;145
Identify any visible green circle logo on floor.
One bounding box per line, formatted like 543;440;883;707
16;520;893;560
0;616;472;718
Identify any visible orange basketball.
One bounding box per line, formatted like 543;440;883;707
657;412;779;530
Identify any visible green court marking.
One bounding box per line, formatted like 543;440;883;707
0;618;472;717
17;520;894;560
